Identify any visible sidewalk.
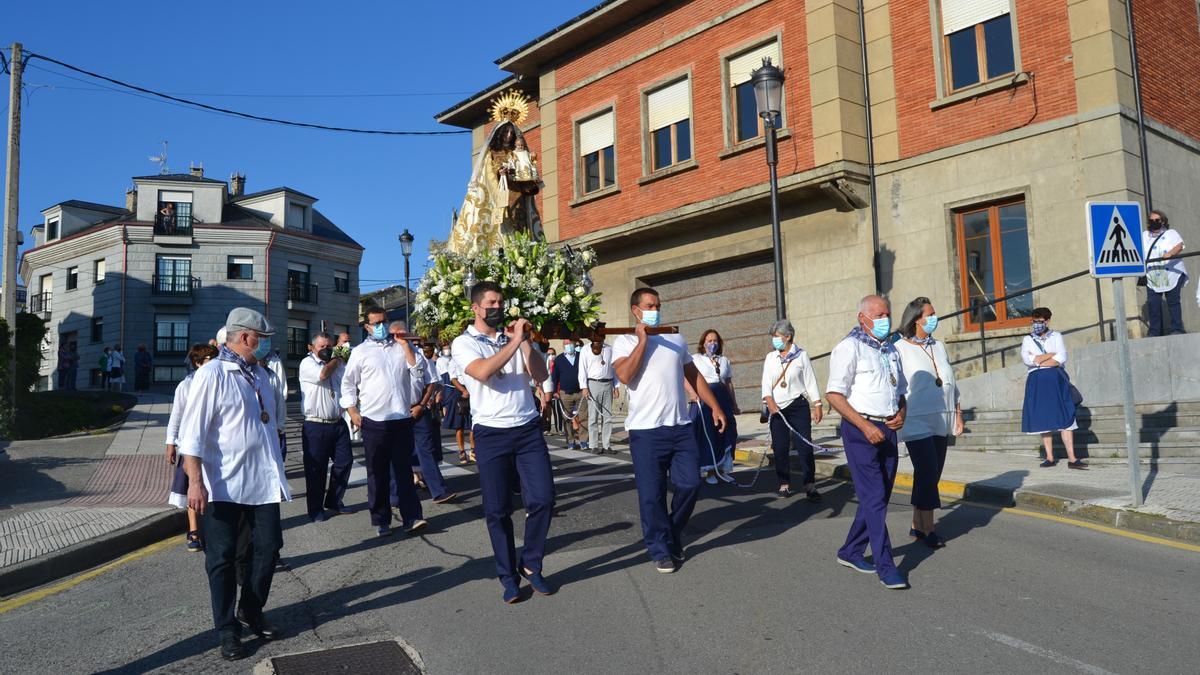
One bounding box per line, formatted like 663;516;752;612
0;393;183;596
721;412;1200;544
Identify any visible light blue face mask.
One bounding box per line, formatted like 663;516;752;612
640;309;661;328
771;336;787;351
869;316;890;340
371;323;386;340
252;336;272;361
923;315;939;335
565;344;576;355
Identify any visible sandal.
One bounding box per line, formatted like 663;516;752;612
776;486;792;499
458;450;469;465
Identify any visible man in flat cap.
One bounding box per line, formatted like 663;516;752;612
179;307;291;661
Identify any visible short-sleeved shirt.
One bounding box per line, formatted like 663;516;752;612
612;334;691;431
1143;228;1186;292
691;353;732;385
825;336;907;418
451;326;539;428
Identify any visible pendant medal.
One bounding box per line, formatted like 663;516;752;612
780;381;787;389
890;374;897;386
261;411;270;423
935;377;943;387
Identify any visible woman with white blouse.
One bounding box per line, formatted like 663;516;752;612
761;319;823;501
690;329;739;484
1021;307;1084;469
894;297;962;549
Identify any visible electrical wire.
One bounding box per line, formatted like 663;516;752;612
23;51;469;136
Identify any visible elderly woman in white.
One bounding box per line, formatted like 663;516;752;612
894;297;962;549
761;319;823;501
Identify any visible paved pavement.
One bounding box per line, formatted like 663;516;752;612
1;423;1197;674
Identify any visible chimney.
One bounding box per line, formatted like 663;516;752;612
125;188;137;213
189;162;204;178
230;172;246;197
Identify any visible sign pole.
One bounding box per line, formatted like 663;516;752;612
1110;277;1143;507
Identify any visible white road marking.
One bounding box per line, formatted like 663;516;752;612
550;448;628;466
554;474;634;485
977;630;1119;675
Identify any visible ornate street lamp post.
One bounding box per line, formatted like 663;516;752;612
399;229;414;324
752;58;786;320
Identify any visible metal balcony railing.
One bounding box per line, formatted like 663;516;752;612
154;213;193;236
152;274;200;296
288;282;318;304
29;291;52;314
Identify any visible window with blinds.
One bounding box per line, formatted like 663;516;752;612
577;110;616;194
727;40;783;143
645;78;693;171
939;0;1016;92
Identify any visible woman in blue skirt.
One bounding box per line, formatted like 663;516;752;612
689;329;739;484
440;342;475;464
1021;307;1085;469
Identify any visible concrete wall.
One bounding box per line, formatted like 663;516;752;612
1141;120;1200;334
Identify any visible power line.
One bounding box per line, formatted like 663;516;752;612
22;51;470;136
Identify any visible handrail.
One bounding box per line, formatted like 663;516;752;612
807;249;1200;365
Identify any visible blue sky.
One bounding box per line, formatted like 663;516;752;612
2;0;597;293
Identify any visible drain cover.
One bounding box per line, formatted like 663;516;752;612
270;640;422;675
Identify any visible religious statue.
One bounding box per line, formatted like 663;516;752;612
447;91;545;257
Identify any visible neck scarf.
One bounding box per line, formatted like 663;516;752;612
848;326;895;355
778;344;803;364
218;344;257;380
909;335;937;347
471;329;510;349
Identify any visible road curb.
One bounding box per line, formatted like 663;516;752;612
735;447;1200;545
0;509;185;598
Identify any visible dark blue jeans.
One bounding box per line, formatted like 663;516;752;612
301;420;353;518
1147;283;1185;336
361;417;422;527
202;501;282;637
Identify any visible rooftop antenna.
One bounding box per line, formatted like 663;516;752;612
148;141;169;175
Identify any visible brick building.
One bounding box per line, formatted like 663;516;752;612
438;0;1200;407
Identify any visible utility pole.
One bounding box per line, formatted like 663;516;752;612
3;42;23;411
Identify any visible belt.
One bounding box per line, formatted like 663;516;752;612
860;413;892;423
588;378;613;383
304;416;341;424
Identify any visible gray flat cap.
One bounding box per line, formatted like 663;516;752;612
225;307;275;336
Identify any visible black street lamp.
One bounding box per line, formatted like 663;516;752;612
399;229;414;324
752;57;787;321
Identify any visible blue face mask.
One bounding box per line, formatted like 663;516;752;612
923;315;939;335
640;309;661;328
1032;321;1048;336
252;336;272;361
371;323;386;340
565;344;576;355
868;316;890;340
705;342;718;356
771;336;787;351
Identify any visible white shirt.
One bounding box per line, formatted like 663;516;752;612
894;339;959;441
436;355;452;379
165;373;194;446
266;354;288;400
692;353;732;385
451;326;540;428
826;335;907;418
299;353;343;421
411;356;437;403
613;333;691;431
1021;331;1068;371
578;343;615;386
1143;228;1186;292
339;339;425;421
761;346;820;409
177;359;291;505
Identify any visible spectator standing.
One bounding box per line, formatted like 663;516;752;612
1020;307;1085;469
134;344;153;392
1143;210;1187;336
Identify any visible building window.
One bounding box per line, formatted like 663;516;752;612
47;219;60;241
287;203;307;230
577;110;616;194
91;316;104;344
645;78;692;172
955;198;1033;328
94;259;106;284
155;315;190;354
155;191;193;235
154;366;188;383
727;40;783;144
940;0;1016;92
287;319;309;359
228;256;254;280
288;262;315;302
334;270;350;294
66;266;79;291
156;255;193;294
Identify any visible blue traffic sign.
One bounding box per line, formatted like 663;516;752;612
1086;201;1145;278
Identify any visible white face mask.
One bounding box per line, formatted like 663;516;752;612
441;349;450;357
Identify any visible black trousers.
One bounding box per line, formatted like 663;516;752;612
203;501;282;637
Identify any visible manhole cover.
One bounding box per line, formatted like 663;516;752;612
270;640;422;675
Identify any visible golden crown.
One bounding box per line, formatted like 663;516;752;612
488;91;531;126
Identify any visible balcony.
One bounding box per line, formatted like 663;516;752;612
153;213;193;244
151;274;200;304
287;282;319;311
29;291;52;316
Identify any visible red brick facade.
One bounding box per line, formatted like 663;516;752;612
1135;0;1200;142
890;0;1077;159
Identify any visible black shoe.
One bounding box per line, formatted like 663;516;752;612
220;634;246;661
806;489;822;503
1038;459;1057;468
236;609;280;641
1067;460;1088;470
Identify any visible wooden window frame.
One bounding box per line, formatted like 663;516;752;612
954;197;1031;331
650;119;690;171
942;13;1015;93
580;145;615;194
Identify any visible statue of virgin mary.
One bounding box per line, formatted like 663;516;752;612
447;91;545;257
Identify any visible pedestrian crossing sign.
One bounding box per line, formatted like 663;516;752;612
1087;201;1146;278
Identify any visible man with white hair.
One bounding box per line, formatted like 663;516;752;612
826;294;909;590
179;308;290;660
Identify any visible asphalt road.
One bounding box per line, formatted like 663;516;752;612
1;425;1197;675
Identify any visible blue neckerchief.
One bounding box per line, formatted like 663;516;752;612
910;335;936;347
471;331;509;348
777;344;803;365
218;344;257;381
1031;328;1051;339
367;335;391;345
848;326;895;355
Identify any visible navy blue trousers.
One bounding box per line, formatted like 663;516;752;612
202;501;282;637
628;423;701;562
301;420;353;518
905;434;948;510
837;420;899;578
411;410;449;500
473;418;555;585
361;417;422;527
1147;283;1185;336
